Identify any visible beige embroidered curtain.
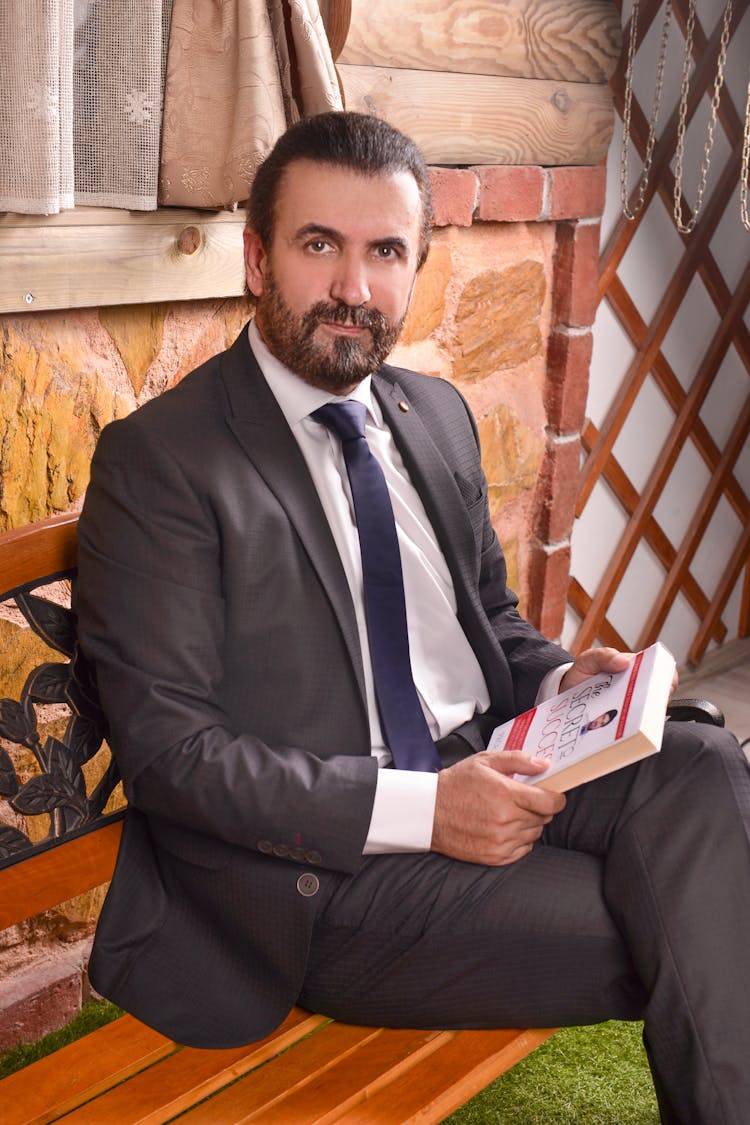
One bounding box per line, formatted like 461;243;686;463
159;0;342;209
0;1;172;214
0;1;340;216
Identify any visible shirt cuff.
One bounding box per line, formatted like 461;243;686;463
363;766;438;854
535;662;573;703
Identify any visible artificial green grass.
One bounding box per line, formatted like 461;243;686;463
445;1020;659;1124
0;998;122;1080
0;1006;658;1123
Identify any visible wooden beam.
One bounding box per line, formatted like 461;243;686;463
689;520;750;666
603;276;750;525
567;577;629;650
0;209;245;314
574;258;750;651
740;565;750;639
338;65;614;165
638;392;750;649
578;143;743;514
580;420;727;643
334;0;622;84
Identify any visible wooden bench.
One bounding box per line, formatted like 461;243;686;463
0;513;556;1124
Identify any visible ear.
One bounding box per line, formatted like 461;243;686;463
243;227;268;297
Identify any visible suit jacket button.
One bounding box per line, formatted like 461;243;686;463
297;873;320;897
258;839;273;855
304;850;322;865
289;847;306;862
273;843;289;858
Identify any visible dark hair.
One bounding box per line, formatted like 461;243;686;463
247;112;433;268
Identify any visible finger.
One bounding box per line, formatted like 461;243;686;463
512;783;566;817
560;647;633;692
484;750;550;775
575;647;632;675
497;840;537;867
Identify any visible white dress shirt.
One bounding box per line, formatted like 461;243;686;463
248;322;568;852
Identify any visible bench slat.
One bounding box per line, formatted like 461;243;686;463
0;512;78;594
332;1026;556;1124
175;1023;448;1123
0;1014;176;1125
243;1026;456;1124
0;821;122;930
54;1009;328;1125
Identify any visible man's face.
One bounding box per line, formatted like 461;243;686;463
243;159;423;394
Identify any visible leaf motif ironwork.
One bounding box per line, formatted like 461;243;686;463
0;825;32;861
0;572;120;867
16;592;77;658
0;746;20;798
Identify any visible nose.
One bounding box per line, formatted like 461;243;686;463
329;253;371;307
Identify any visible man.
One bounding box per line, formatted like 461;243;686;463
78;112;750;1123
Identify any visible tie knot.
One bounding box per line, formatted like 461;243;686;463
312;400;367;444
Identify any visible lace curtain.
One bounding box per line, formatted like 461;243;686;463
0;1;172;214
0;1;341;216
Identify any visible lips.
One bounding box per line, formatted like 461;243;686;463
321;321;368;335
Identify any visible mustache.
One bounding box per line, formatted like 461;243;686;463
302;302;389;333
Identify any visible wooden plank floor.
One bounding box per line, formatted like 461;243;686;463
678;637;750;751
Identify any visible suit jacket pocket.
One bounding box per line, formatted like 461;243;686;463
454;471;488;549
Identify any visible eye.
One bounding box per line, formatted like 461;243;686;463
305;238;334;254
374;244;399;260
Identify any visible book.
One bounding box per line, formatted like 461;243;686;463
486;642;677;792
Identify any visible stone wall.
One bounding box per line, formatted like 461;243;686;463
0;163;605;1048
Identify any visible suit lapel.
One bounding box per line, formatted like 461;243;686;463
374;374;514;707
219;330;367;708
374;376;477;584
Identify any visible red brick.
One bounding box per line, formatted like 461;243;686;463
0;952;87;1050
526;541;572;640
428;168;477;227
534;436;581;544
545;329;594;434
474;166;544;222
547;165;607;221
553;221;601;328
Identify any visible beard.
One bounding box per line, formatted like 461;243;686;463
255;268;406;393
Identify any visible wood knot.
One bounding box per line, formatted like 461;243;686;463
176;226;202;255
551;89;572;114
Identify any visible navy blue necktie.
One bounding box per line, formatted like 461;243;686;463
313;401;441;773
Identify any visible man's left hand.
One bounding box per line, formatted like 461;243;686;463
559;646;679;696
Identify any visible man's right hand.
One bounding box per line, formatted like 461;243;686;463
430;751;566;866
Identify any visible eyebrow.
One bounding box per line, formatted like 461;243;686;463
293;223;410;255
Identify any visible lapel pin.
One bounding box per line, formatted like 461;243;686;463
398;400;410;413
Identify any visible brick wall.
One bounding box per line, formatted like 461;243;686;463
409;163;605;635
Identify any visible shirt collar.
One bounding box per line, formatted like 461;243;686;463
248;318;379;430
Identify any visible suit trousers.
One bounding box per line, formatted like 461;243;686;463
299;721;750;1124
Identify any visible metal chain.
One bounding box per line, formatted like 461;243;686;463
620;0;674;220
673;0;733;234
740;65;750;232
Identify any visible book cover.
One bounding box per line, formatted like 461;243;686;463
487;642;677;792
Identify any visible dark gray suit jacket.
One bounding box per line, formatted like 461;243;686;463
77;325;570;1048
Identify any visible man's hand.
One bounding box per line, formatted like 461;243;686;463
430;751;566;866
559;646;679;695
